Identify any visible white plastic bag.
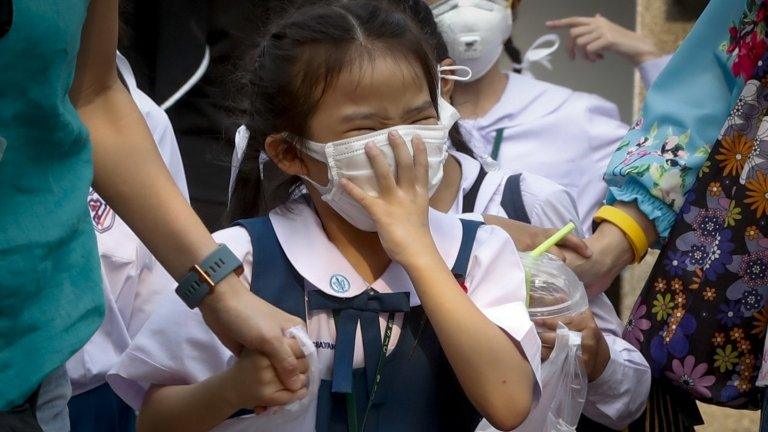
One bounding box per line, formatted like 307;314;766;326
476;253;589;432
476;323;587;432
542;324;588;432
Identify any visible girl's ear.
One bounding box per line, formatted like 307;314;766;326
265;133;308;177
439;58;456;100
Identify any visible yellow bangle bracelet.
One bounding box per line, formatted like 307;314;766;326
594;205;649;264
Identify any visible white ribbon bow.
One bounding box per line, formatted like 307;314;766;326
513;33;560;75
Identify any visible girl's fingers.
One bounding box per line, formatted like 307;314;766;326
365;142;397;194
545;16;593;28
389;131;414;188
411;135;428;192
541;347;553;361
259;387;309;409
533;318;558;331
585;39;611;58
296;358;310;375
287;338;307;359
286;339;310;374
575;32;602;52
538;331;556;347
568;24;594;39
340;178;376;213
538;332;556;361
567;37;576;60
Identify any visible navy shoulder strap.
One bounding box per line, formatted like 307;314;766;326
451;219;484;280
234;217;307;320
462;168;488;214
500;173;531;224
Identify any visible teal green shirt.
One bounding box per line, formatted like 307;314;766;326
0;0;104;409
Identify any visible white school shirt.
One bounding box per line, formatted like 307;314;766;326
449;151;651;429
459;57;670;235
65;54;190;396
108;199;542;431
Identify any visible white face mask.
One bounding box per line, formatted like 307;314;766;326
300;96;461;231
431;0;513;82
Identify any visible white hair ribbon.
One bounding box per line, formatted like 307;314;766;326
513;33;560;76
229;125;250;200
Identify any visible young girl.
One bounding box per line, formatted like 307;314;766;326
428;0;669;234
388;1;651;429
108;2;540;431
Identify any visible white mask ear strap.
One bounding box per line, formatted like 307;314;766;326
513;33;560;74
229;125;250;201
438;64;473;81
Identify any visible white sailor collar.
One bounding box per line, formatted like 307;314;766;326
116;52;139;92
461;72;574;133
269;199;464;306
449;150;481;200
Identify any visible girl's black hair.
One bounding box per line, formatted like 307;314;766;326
391;0;476;159
226;0;439;222
505;38;523;73
505;1;524;73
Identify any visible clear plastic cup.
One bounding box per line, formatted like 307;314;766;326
520;252;588;324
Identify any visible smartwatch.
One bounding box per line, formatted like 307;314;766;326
175;244;244;309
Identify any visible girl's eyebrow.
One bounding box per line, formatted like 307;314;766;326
341;111;379;122
340;100;435;123
403;100;437;117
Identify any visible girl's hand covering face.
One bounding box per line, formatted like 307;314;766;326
341;131;437;267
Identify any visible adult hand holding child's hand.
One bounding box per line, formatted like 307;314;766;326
224;339;310;413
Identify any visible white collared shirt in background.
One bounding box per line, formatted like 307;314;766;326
449;151;651;430
458;56;670;236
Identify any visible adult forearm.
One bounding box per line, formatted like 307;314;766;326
79;83;264;355
80;83;217;279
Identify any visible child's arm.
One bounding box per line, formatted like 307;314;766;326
137;347;309;432
342;133;536;431
581;295;651;428
400;245;535;431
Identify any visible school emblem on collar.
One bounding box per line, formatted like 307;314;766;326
87;189;115;234
329;274;351;294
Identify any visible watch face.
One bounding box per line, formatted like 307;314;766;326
0;0;12;39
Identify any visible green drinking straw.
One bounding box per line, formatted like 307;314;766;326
525;222;577;307
531;222;577;258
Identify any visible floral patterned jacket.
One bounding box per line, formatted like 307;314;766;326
610;0;768;398
604;0;748;241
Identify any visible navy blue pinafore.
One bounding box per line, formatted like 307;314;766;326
233;216;484;432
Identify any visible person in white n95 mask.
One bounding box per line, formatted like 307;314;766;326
428;0;671;235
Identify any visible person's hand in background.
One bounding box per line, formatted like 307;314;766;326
483;215;592;261
546;14;662;65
